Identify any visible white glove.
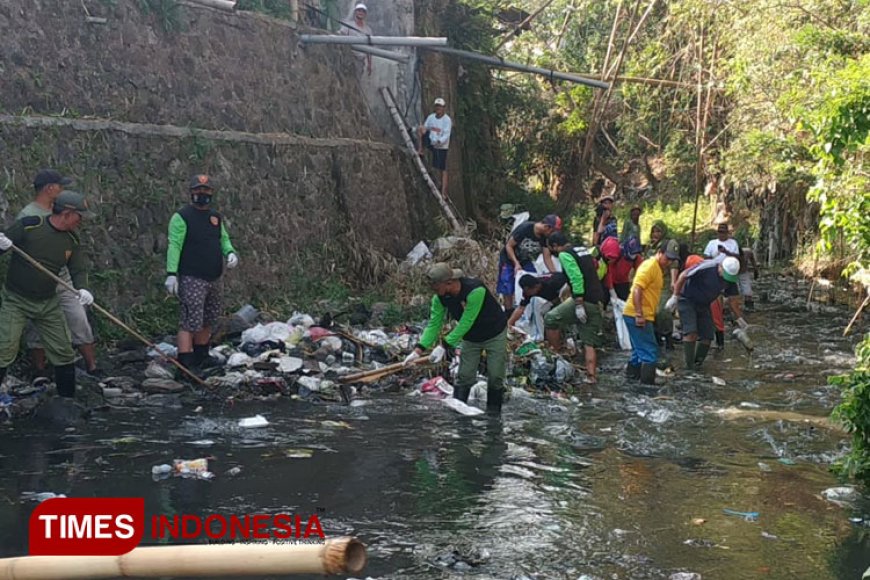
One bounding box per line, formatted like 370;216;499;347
665;295;679;312
403;350;422;367
574;303;587;324
429;345;446;364
226;253;239;269
165;275;178;296
0;233;11;251
736;317;749;330
77;289;94;306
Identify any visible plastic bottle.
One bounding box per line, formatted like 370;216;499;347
173;458;209;475
733;328;754;353
151;464;172;475
234;304;259;326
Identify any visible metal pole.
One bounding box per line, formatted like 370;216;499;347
185;0;236;10
300;35;447;47
423;46;610;90
352;45;410;64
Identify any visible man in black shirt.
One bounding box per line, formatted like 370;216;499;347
496;215;562;310
507;273;568;339
165;175;239;372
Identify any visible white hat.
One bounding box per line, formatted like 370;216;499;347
354;3;367;11
434;97;446;106
722;256;740;282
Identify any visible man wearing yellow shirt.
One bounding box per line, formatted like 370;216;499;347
623;240;679;385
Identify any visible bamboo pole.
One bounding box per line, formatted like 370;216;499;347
0;538;367;579
8;244;206;387
423;46;610;90
300;35;447;47
339;357;429;384
352;45;410;64
379;87;464;233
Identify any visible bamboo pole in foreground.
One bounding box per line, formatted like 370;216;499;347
0;539;367;579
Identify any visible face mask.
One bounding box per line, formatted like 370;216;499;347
191;193;212;207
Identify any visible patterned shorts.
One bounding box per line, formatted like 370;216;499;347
179;276;222;332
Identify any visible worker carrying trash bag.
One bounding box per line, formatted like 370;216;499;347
666;256;748;371
403;263;508;416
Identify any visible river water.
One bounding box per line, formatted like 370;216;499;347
0;277;868;579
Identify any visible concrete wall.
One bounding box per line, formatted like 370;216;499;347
0;0;439;312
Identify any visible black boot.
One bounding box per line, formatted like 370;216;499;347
453;385;471;403
54;364;76;398
694;342;711;370
640;363;657;385
486;388;504;416
626;363;641;380
193;345;217;369
683;342;697;370
193;345;209;367
177;351;197;375
0;367;6;386
715;331;725;349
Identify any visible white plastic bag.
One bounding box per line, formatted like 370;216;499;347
612;298;632;351
240;322;292;346
405;241;432;266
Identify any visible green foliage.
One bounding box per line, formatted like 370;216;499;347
235;0;291;20
136;0;185;33
636;198;715;247
799;54;870;274
831;335;870;483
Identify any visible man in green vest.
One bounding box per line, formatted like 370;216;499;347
164;175;238;373
403;263;508;415
545;232;606;384
0;190;95;398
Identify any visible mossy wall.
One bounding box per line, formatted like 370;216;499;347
0;0;440;324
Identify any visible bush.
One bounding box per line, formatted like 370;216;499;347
831;335;870;483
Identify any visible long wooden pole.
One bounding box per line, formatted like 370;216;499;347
8;244;206;387
0;538;367;579
423;46;610;90
339;356;430;384
380;87;464;234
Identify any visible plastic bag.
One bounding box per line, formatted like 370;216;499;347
405;241;432;266
240;322;292;346
611;298;632;351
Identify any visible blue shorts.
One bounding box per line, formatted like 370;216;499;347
497;261;535;295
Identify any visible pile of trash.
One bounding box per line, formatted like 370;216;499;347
95;306;423;408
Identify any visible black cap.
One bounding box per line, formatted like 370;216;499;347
189;174;215;191
33;169;73;191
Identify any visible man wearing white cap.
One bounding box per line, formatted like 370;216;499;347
667;256;747;371
339;3;372;76
417;97;453;198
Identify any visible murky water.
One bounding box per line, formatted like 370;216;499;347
1;279;868;579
